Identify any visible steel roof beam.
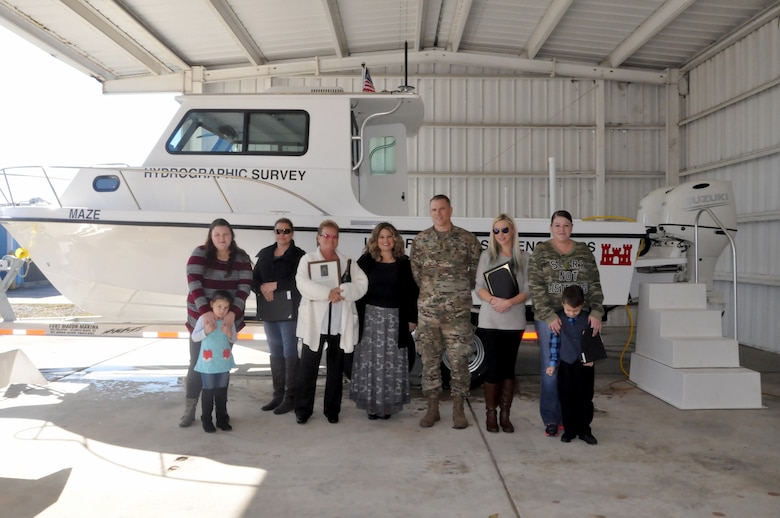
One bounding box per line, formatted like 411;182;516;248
600;0;695;68
103;48;670;93
524;0;574;60
413;0;427;52
0;1;114;81
198;49;669;85
448;0;472;53
322;0;349;58
207;0;266;66
60;0;173;75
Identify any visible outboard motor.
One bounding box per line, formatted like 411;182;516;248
660;180;736;303
635;180;737;305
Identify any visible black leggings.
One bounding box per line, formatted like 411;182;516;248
478;328;523;384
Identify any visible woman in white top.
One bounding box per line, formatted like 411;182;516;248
293;220;368;425
474;214;530;433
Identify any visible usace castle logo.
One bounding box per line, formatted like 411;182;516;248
600;243;633;266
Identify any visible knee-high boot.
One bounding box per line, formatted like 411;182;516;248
483;382;499;433
273;356;299;415
201;389;216;433
262;357;285;411
499;378;515;433
215;387;232;431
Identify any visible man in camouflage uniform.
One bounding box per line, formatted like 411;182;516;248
410;195;481;429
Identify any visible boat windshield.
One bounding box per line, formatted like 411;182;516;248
166;110;310;156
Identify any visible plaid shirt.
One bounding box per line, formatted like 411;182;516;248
548;317;577;368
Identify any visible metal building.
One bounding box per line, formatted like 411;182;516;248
0;0;778;352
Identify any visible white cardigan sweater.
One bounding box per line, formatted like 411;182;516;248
295;248;368;352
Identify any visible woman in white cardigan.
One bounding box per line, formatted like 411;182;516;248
294;220;368;424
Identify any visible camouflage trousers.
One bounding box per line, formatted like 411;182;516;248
416;308;473;397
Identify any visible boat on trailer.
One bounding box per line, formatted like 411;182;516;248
0;89;644;323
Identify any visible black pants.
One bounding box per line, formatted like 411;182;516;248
557;360;595;436
479;328;522;383
295;334;345;420
185;338;203;399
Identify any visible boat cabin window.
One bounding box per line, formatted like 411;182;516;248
93;175;120;192
368;136;397;175
166;110;309;156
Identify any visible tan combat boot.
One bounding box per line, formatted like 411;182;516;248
419;395;440;428
452;394;469;429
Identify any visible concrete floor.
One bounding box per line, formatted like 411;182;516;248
1;288;779;517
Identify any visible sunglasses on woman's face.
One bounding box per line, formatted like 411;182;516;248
492;227;511;234
275;228;292;235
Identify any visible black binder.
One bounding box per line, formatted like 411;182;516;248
257;290;295;322
580;330;608;363
483;262;519;299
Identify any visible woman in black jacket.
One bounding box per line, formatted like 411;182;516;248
252;218;306;415
349;222;419;419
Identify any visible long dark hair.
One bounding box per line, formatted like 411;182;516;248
203;218;244;275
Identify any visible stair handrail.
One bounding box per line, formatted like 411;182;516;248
694;208;738;341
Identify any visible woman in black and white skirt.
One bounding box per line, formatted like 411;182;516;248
350;222;419;420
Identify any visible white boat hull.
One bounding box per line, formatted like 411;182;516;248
3;208;644;322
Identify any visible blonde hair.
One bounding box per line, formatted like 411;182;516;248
488;214;525;277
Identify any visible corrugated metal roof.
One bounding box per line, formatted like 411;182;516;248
0;0;777;92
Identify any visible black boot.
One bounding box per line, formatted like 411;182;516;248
273;356;299;415
201;389;216;433
215;387;232;431
262;357;285;411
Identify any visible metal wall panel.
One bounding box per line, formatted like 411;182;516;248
684;17;780;352
410;75;665;220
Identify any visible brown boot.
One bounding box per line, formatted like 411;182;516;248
499;379;515;433
483;382;499;433
452;394;469;429
419;395;440;428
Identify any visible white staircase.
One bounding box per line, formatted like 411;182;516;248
629;283;762;409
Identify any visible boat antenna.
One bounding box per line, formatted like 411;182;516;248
397;40;414;93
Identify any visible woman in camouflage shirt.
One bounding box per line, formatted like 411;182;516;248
528;210;603;437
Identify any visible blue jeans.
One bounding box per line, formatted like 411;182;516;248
201;371;230;390
264;320;299;358
535;319;561;426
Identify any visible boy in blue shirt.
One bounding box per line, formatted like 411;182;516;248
545;285;599;445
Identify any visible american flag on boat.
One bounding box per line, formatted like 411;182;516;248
362;65;375;93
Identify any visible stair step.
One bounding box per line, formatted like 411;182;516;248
629;353;762;410
636;336;739;368
636;308;724;346
641;282;707;310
